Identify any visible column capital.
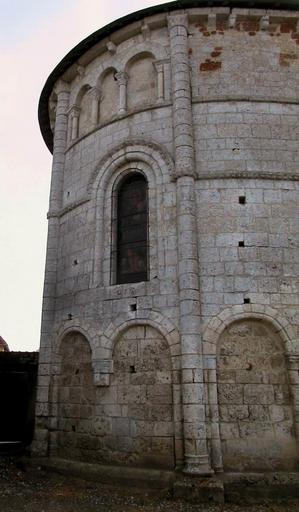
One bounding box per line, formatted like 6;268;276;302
153;59;168;73
286;353;299;369
89;86;102;101
115;71;128;86
68;104;81;118
54;79;70;96
167;12;188;31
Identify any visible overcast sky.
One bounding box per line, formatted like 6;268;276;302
0;0;165;351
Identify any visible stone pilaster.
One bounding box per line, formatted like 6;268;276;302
168;12;212;475
168;12;196;180
286;353;299;447
32;80;70;456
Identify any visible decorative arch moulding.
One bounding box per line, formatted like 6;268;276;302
39;2;299;153
88;139;175;196
202;303;298;355
51;311;180;386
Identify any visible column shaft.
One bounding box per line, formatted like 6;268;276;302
168;13;211;475
33;80;70;456
115;72;128;115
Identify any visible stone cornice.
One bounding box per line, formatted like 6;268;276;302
46;167;299;218
196;171;299;181
47;197;90;219
192;97;299;106
39;2;299;153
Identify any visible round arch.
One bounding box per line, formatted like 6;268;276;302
124;50;156;73
96;66;118;89
97;311;183;468
89;140;175;287
122;41;169;72
52;319;99;363
74;83;92;107
98;310;180;365
88;139;175;197
203;304;299;473
202;304;296;355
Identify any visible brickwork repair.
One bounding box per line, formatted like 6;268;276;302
34;2;299;476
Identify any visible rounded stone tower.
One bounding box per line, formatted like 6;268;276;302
35;0;299;476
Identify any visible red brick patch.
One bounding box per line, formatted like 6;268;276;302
200;61;222;71
280;21;297;34
279;52;298;66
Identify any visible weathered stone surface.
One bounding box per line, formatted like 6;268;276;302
36;4;299;476
217;319;297;471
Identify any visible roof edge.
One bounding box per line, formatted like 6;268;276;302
38;0;299;153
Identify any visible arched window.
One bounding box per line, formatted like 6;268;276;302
114;173;148;284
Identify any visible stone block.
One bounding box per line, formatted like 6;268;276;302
218;384;243;404
244;384;274;405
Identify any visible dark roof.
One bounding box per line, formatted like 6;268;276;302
0;336;9;352
38;0;299;153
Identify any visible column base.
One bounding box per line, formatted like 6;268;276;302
31;428;49;457
183;455;214;476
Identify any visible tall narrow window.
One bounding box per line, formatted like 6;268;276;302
116;173;148;284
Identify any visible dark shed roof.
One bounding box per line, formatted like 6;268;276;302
38;0;299;153
0;336;10;352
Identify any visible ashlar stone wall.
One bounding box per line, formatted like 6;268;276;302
35;4;299;476
217;319;297;471
55;333;96;461
99;325;174;468
52;326;175;469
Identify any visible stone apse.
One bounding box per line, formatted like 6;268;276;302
34;1;299;476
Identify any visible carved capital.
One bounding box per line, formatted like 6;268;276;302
68;105;81;118
89;86;102;101
168;13;188;31
153;60;165;73
54;80;70;96
115;71;128;86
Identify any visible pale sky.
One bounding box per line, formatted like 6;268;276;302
0;0;165;351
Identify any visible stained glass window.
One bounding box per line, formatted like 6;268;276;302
116;173;148;284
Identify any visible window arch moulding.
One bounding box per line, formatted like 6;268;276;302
88;141;175;289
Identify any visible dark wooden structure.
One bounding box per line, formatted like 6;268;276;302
0;352;38;453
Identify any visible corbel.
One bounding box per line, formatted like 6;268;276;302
107;41;117;54
141;23;151;40
260;15;270;31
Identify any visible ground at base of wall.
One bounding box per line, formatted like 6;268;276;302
1;457;299;512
